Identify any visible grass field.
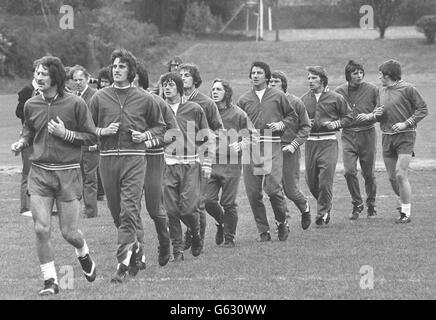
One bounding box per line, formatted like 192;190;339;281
0;29;435;301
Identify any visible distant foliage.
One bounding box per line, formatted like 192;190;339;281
183;1;222;34
416;15;436;44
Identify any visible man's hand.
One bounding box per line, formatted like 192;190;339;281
11;141;24;156
101;122;120;136
88;144;98;152
323;120;341;130
130;129;146;143
355;113;374;122
392;122;407;133
282;144;296;154
266;121;285;132
229;141;242;153
202;166;211;179
48;116;66;138
373;105;384;118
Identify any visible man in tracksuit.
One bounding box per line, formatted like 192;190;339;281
161;72;212;262
205;79;258;247
89;49;165;283
237;61;298;242
179;63;223;251
374;59;428;223
11;56;97;295
72;65;99;218
301;66;353;227
133;61;179;268
269;71;312;230
335;60;379;220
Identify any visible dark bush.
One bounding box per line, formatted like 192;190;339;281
416;15;436;44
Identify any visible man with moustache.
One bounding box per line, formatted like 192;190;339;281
237;61;297;242
11;55;98;295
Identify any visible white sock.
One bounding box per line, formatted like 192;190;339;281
75;240;89;258
40;261;58;283
401;203;411;217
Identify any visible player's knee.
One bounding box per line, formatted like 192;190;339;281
34;223;50;239
395;170;408;184
344;170;357;179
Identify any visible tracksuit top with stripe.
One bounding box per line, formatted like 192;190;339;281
21;92;97;170
377;81;428;135
164;100;211;170
215;103;258;164
280;93;311;149
300;88;353;138
335;81;379;132
143;91;179;155
237;87;297;143
89;85;165;157
185;89;224;132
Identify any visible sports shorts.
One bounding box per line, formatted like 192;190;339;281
382;131;416;158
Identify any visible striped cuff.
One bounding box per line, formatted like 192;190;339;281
145;138;160;148
202;163;212;173
96;127;103;136
144;131;153;141
63;129;76;143
290;140;300;150
278;121;285;131
406;118;415;127
332;120;341;129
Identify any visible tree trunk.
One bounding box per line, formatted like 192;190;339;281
39;0;50;28
379;27;386;39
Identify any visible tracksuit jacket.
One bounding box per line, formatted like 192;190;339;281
89;85;165;156
335;82;378;132
300;88;353;137
237;87;297;142
377;81;428;135
21;92;97;169
280;93;311;148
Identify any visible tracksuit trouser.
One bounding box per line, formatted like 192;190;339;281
341;128;377;208
136;151;170;253
204;164;241;241
163;163;201;254
80;150;99;217
100;155;145;263
305;139;338;219
282;147;308;214
243;142;288;234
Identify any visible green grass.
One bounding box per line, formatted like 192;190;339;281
1;170;435;300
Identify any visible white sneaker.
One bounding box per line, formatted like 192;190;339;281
21;210;32;217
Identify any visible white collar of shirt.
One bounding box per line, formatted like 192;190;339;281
169;102;180;115
113;83;132;89
314;92;322;102
255;88;266;102
79;85;89;96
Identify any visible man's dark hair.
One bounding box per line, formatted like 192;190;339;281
271;70;288;93
161;72;184;97
97;66;112;89
167;56;183;72
345;60;364;82
306;66;328;87
136;60;149;90
212;79;233;107
379;59;402;82
179;63;202;88
110;48;137;83
37;55;66;97
71;64;90;79
65;66;73;81
249;61;271;83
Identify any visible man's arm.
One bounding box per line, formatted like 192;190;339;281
404;86;429;127
16;86;33;121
